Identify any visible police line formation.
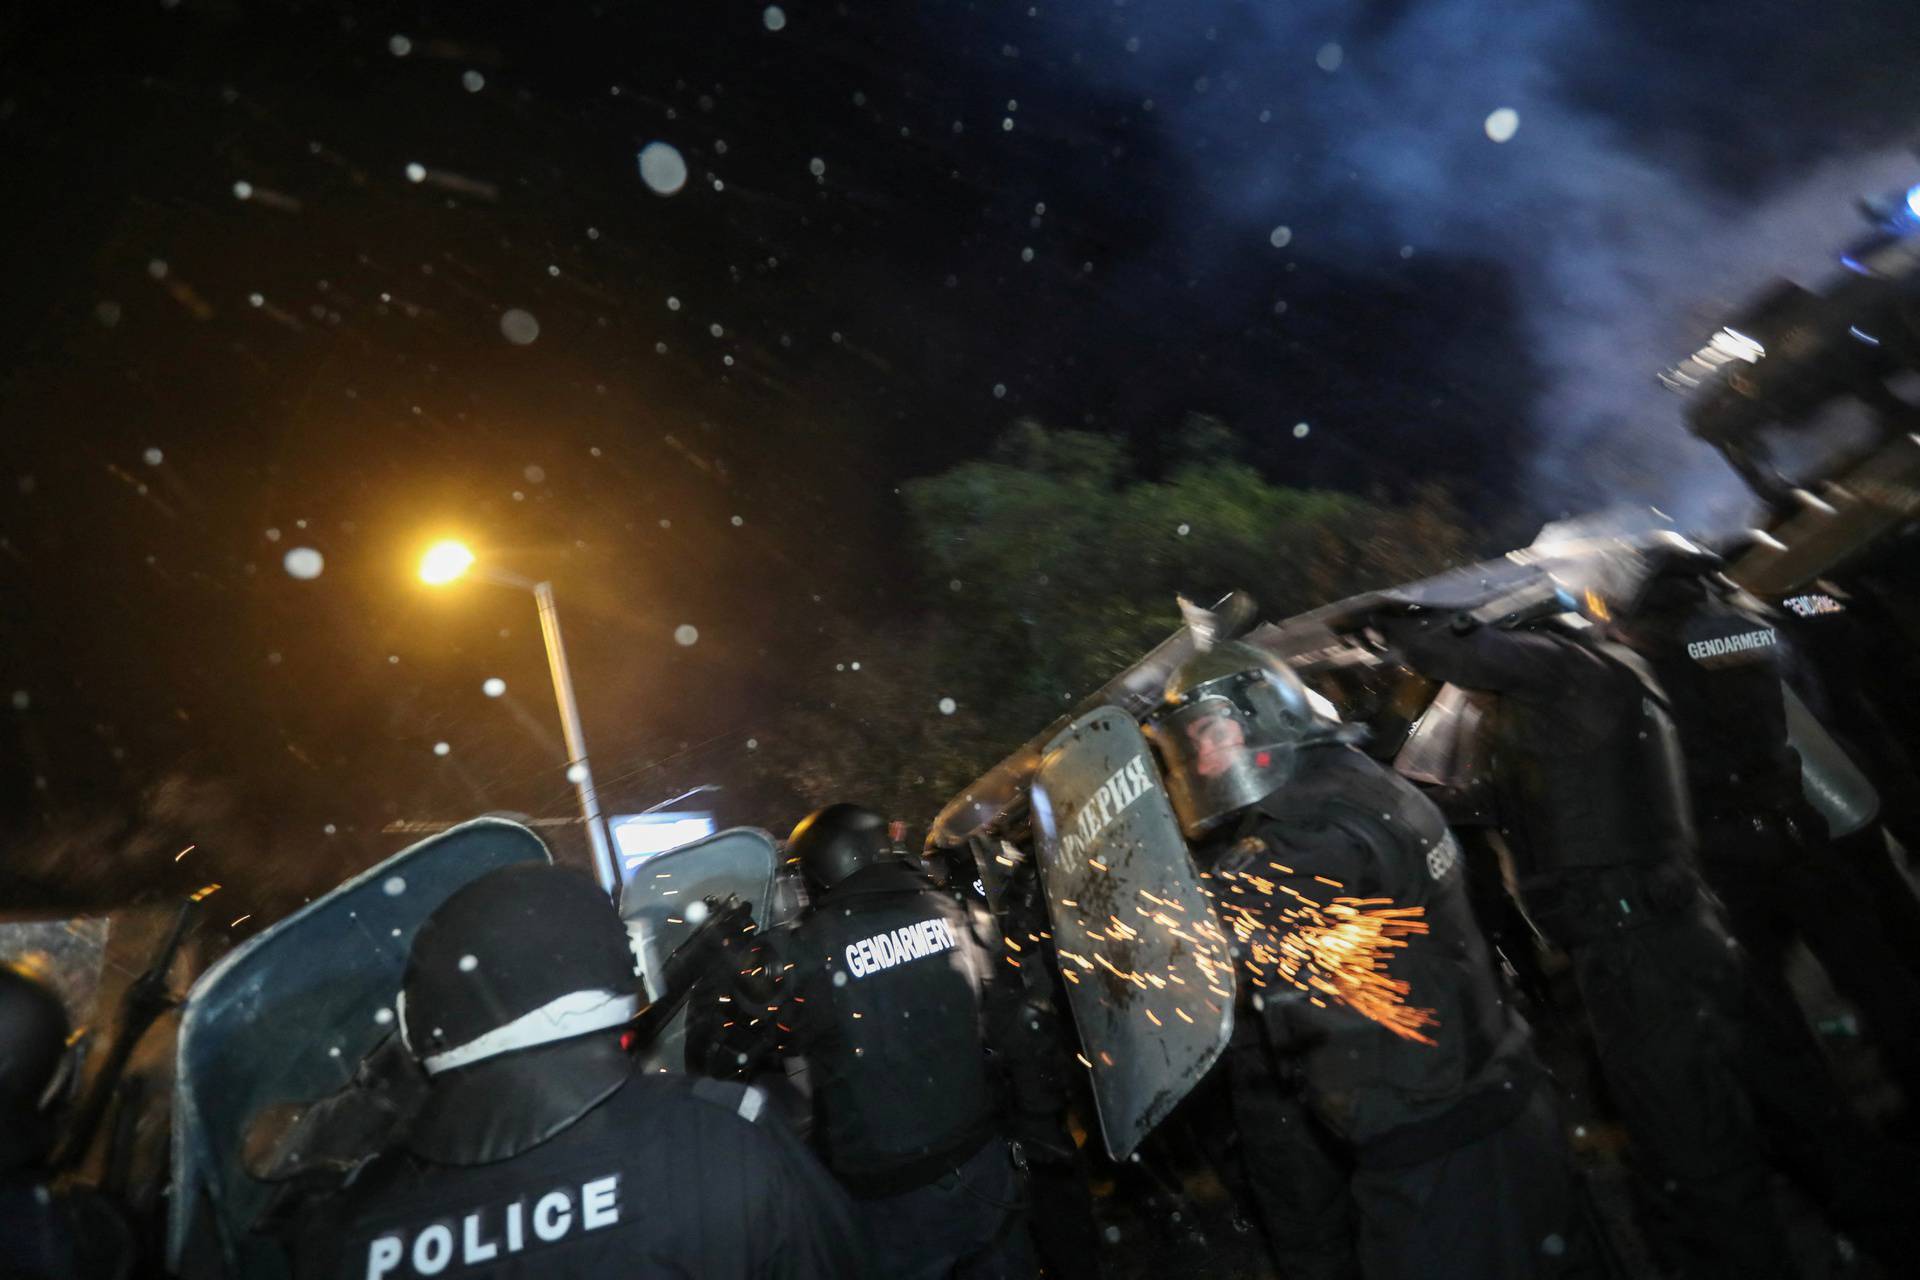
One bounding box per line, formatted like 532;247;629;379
9;181;1920;1280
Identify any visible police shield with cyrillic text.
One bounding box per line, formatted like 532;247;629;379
777;802;1036;1280
284;860;866;1280
1027;706;1236;1161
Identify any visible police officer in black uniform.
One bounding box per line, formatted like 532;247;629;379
1371;593;1796;1280
285;863;866;1279
0;964;135;1280
1613;559;1920;1264
1148;642;1593;1280
778;803;1037;1280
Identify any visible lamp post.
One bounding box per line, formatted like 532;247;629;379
419;540;618;894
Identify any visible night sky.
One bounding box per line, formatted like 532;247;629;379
5;0;1919;925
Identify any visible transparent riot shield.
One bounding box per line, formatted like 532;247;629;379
618;827;779;1072
168;817;552;1273
1030;708;1236;1160
1784;683;1882;837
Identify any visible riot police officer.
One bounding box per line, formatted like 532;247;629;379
285;863;866;1279
1614;559;1920;1262
0;964;135;1280
1148;642;1593;1280
1371;598;1795;1280
778;803;1037;1280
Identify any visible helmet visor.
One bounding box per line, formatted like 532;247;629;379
1147;689;1297;837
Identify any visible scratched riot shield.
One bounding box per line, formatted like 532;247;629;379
1031;708;1236;1160
1784;683;1882;837
618;827;779;1072
169;817;552;1274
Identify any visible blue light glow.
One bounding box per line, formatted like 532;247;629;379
1907;183;1920;219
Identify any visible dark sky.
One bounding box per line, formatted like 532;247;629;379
3;0;1918;925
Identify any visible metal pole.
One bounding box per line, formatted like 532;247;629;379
533;581;618;894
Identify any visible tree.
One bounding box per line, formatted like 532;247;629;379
752;422;1481;830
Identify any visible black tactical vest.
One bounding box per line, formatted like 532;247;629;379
1224;746;1531;1147
1639;596;1801;818
783;863;1000;1190
1488;639;1694;876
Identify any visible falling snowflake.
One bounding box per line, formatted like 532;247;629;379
1293;422;1311;438
384;876;408;895
667;296;681;311
282;547;324;579
763;5;786;31
566;764;589;784
461;70;485;93
482;678;506;698
524;464;546;483
638;142;689;195
9;691;28;711
1484;108;1520;143
1177;523;1191;536
746;738;758;750
405;162;426;183
992;384;1006;399
1269;225;1293;248
432;742;450;757
730;515;744;526
388;34;412;57
938;697;958;715
1315;43;1343;72
808;157;826;178
674;624;700;646
142;447;164;466
232;181;253;200
500;309;541;345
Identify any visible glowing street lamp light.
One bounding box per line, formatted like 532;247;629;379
415;539;617;894
418;539;477;586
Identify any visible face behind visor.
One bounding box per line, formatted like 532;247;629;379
1144;642;1340;838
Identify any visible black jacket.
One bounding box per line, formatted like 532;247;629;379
1630;591;1802;822
1205;744;1535;1150
777;863;1004;1192
287;1045;865;1280
1379;616;1693;878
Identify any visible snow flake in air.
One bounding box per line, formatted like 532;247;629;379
524;464;546;483
1020;247;1033;262
405;162;426;183
1293;422;1311;438
500;309;541;345
992;384;1006;399
808;157;826;178
638;142;689;195
147;259;168;279
324;823;337;835
282;547;325;579
1315;43;1344;72
674;624;700;647
708;322;724;338
388;34;412;57
1177;523;1191;536
462;70;485;93
232;181;253;200
566;764;589;784
746;738;758;750
142;447;164;466
1269;225;1293;249
384;876;408;896
763;6;787;32
730;515;744;526
667;296;681;311
482;677;506;698
938;697;958;715
432;742;450;757
9;691;28;712
1484;108;1520;143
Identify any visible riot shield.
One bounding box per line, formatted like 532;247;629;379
168;817;552;1272
1784;683;1882;836
1031;708;1236;1160
618;826;779;1071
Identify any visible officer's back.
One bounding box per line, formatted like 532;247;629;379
783;830;999;1190
284;863;865;1280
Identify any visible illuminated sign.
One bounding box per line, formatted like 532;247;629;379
609;811;716;878
1781;593;1846;618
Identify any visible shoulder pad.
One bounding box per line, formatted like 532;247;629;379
687;1077;770;1124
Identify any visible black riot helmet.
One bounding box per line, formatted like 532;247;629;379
1144;641;1342;838
399;864;639;1079
0;965;74;1170
788;803;901;894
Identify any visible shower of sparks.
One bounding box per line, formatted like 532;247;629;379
1214;866;1439;1045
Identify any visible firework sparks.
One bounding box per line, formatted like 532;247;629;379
1217;870;1438;1045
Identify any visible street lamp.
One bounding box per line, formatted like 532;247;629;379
418;540;618;894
